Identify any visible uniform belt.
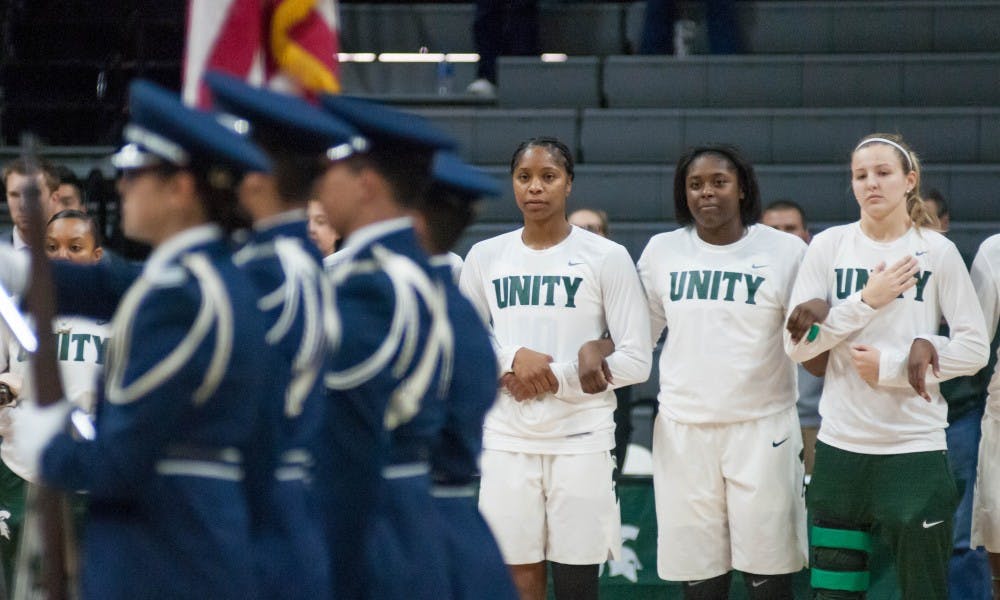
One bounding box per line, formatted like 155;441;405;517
279;448;312;466
430;483;477;498
163;444;243;463
275;448;313;482
382;462;430;480
156;445;244;481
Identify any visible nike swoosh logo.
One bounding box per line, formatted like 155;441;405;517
752;579;769;588
772;438;789;447
568;260;584;266
922;520;943;528
916;251;929;256
752;264;767;269
687;580;706;587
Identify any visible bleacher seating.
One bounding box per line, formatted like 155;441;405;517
412;108;578;164
337;1;1000;56
604;53;1000;109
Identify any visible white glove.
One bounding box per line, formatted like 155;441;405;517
0;243;28;297
8;400;71;482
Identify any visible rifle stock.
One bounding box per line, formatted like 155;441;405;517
18;134;70;600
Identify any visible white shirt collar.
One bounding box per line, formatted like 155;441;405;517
11;228;28;251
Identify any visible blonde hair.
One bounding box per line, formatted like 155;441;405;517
853;133;936;229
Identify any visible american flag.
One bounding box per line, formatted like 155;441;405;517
182;0;342;108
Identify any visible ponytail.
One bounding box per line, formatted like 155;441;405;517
901;151;936;229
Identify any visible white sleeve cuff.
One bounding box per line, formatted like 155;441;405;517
877;348;910;387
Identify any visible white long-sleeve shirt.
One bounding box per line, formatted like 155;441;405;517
784;223;988;454
459;226;652;454
0;313;110;481
971;233;1000;421
638;224;806;424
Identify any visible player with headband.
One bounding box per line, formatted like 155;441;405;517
785;133;989;599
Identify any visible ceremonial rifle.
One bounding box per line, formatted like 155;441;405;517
18;133;70;600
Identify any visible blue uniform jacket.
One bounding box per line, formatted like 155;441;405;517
426;258;517;600
231;213;333;599
427;259;499;484
41;225;268;600
319;218;452;600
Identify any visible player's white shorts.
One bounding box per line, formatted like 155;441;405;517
972;412;1000;551
652;406;807;580
478;449;621;565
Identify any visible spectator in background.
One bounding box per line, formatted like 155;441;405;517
307;198;339;258
467;0;539;98
762;199;823;476
924;188;950;233
53;165;86;212
568;208;608;238
2;158;61;249
925;188;992;599
641;0;743;55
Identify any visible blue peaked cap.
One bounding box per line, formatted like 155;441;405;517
319;94;457;153
111;79;271;174
431;152;501;200
203;71;368;161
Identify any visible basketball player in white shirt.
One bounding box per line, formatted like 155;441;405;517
460;137;652;600
638;144;808;599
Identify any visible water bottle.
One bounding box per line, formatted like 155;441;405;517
673;20;696;57
436;56;454;96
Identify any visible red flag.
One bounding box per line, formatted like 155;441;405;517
183;0;341;108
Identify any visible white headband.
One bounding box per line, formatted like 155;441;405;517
855;137;913;170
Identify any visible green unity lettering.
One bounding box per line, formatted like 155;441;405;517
491;275;584;309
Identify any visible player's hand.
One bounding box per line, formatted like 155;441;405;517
578;339;614;394
907;338;940;402
500;372;536;402
861;256;919;309
850;344;880;385
786;298;830;343
511;348;559;398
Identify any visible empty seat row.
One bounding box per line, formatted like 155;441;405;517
582;107;1000;164
413;106;1000;165
341;53;1000;109
497;53;1000;109
338;1;999;56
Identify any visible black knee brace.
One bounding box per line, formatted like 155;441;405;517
683;571;732;600
811;522;872;599
550;562;598;600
